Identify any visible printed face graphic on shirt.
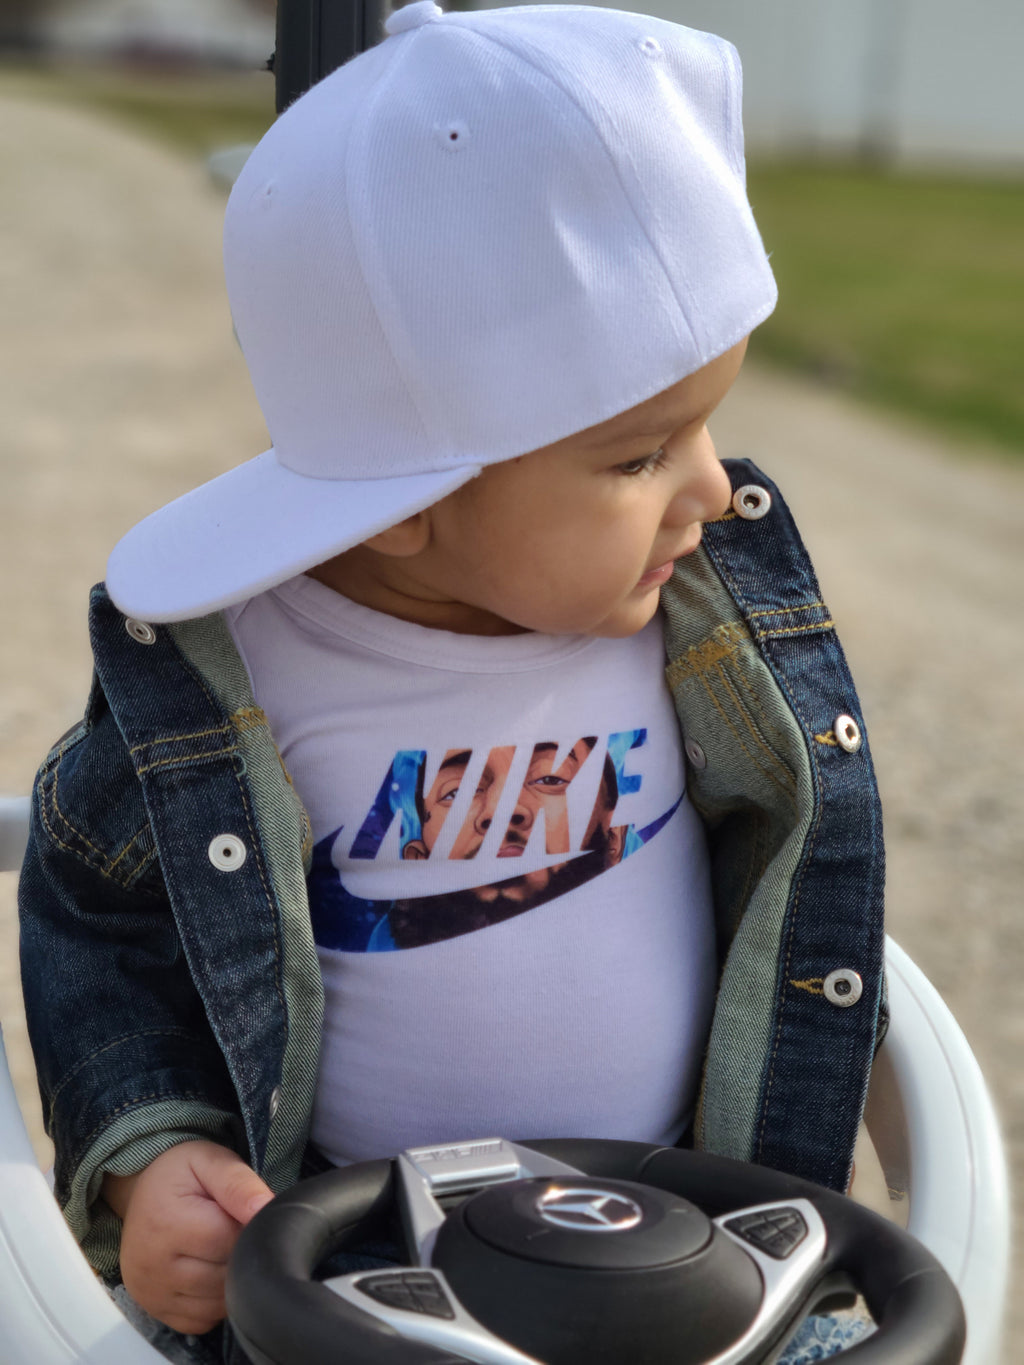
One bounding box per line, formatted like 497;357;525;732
309;728;685;952
401;738;595;863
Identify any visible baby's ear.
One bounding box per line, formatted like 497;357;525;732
363;511;430;557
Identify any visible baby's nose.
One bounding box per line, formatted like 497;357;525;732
671;430;732;524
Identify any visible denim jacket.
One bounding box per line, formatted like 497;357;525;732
18;459;886;1282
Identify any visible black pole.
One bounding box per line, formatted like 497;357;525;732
274;0;392;112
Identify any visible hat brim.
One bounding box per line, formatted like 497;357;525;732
105;448;481;623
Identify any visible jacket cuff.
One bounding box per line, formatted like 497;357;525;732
64;1099;244;1282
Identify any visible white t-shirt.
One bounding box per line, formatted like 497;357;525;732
226;575;715;1165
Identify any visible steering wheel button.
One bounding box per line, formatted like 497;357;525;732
725;1206;808;1259
357;1272;456;1320
357;1274;419;1313
405;1273;456;1319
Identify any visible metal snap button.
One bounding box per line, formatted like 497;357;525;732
125;618;157;645
823;968;863;1007
684;738;707;771
732;485;772;520
208;834;247;871
834;715;862;753
268;1085;281;1120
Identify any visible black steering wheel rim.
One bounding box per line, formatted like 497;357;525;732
227;1138;965;1365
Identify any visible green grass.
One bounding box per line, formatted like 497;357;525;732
746;162;1024;457
0;60;276;154
5;63;1023;456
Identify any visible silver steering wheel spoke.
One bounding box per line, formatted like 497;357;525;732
325;1265;544;1365
704;1198;830;1364
396;1137;587;1266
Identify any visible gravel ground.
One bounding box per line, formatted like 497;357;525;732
1;89;1021;1355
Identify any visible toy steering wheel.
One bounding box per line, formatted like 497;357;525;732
226;1137;966;1365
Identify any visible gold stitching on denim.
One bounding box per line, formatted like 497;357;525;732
135;747;238;776
231;706;269;735
706;509;738;523
694;670;795;806
748;603;827;619
707;662;797;802
717;667;798;801
814;731;839;747
106;825;149;875
789;978;825;995
122;846;158;887
129;724;231;755
755;620;835;639
49;1027;207;1119
231;761;289;1033
38;756;159;890
665;622;746;687
730;659;802;799
757;680;828;1166
41;759;106;862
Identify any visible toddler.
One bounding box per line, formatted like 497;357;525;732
19;5;884;1361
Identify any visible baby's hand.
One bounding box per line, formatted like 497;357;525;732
104;1140;274;1335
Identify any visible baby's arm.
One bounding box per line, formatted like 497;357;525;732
18;687;253;1284
103;1141;273;1334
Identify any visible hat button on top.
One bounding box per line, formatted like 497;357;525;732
385;1;442;36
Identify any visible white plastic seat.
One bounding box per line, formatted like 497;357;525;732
0;797;1009;1362
865;939;1009;1363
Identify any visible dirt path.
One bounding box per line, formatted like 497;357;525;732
2;89;1021;1351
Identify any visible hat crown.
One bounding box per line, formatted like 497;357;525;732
108;6;777;625
224;4;776;483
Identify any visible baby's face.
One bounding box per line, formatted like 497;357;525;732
315;338;745;637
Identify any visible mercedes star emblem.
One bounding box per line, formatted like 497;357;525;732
536;1186;644;1232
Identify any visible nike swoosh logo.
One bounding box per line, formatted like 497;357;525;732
309;793;684;952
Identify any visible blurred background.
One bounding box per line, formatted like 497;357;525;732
1;0;1021;1354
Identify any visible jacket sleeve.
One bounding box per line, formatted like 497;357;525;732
18;676;244;1281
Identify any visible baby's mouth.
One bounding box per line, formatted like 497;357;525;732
640;530;704;584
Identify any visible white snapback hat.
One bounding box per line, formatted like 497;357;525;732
106;1;777;623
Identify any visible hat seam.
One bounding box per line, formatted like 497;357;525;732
344;25;453;462
456;18;705;364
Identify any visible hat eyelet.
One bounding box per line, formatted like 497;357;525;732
438;121;470;151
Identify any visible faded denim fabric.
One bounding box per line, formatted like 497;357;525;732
19;460;885;1347
662;461;886;1190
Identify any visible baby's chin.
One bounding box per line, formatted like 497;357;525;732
575;599;664;640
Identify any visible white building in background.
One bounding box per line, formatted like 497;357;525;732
669;0;1023;169
483;0;1024;170
43;0;275;67
41;0;1024;166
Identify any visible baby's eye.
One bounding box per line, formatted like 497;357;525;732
616;447;667;476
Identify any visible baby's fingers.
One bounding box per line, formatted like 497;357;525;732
189;1143;274;1225
176;1195;245;1265
155;1282;228;1338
